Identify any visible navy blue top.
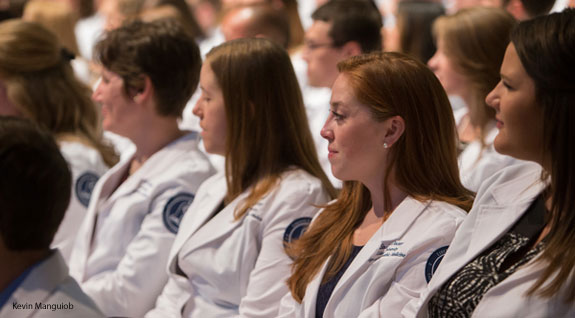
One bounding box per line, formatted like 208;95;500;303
316;245;363;318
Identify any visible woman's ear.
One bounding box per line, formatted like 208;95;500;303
130;75;153;104
383;115;405;148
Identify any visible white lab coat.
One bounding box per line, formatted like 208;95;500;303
278;196;467;318
146;168;330;318
0;250;104;318
69;132;215;317
53;140;110;262
459;124;524;192
404;161;575;318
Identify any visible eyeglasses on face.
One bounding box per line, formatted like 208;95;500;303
303;41;337;51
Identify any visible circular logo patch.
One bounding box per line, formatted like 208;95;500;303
162;192;195;234
283;217;312;247
425;246;449;283
75;172;100;207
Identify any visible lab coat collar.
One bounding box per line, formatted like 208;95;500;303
177;179;268;256
3;251;67;318
99;131;199;210
426;167;545;299
74;132;200;277
168;173;228;271
305;196;430;317
467;169;545;260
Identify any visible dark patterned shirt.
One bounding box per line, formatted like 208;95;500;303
428;195;546;318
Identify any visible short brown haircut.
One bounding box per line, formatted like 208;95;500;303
95;19;201;117
312;0;383;53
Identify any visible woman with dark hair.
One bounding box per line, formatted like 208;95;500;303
409;8;575;318
279;51;473;317
388;0;445;64
146;38;335;318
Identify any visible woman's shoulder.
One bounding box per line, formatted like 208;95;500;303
426;199;468;221
277;168;327;194
58;138;109;175
474;161;544;206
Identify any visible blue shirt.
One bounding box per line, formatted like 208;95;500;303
0;257;45;309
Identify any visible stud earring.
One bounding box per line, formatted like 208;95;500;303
383;143;388;149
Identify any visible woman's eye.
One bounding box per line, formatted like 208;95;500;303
331;110;344;121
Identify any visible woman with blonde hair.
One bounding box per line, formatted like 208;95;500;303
22;0;94;84
0;19;118;261
146;37;335;318
410;8;575;317
279;51;473;317
428;6;518;191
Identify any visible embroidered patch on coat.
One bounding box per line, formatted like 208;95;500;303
75;172;100;207
283;217;312;247
163;192;195;234
425;246;449;283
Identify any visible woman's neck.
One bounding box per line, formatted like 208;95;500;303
129;118;184;175
352;172;408;246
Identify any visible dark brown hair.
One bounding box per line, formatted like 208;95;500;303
312;0;383;53
514;8;575;303
502;0;555;18
95;19;201;117
0;117;71;250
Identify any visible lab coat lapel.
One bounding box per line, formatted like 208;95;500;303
93;156;132;212
70;156;131;280
182;189;253;252
428;171;545;293
169;174;227;267
466;173;544;266
102;132;198;208
324;197;430;314
302;256;332;317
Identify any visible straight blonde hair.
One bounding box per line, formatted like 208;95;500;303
0;20;118;167
433;7;515;149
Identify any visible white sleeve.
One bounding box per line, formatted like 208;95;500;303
236;182;325;318
79;187;190;317
145;274;191;318
277;291;299;318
